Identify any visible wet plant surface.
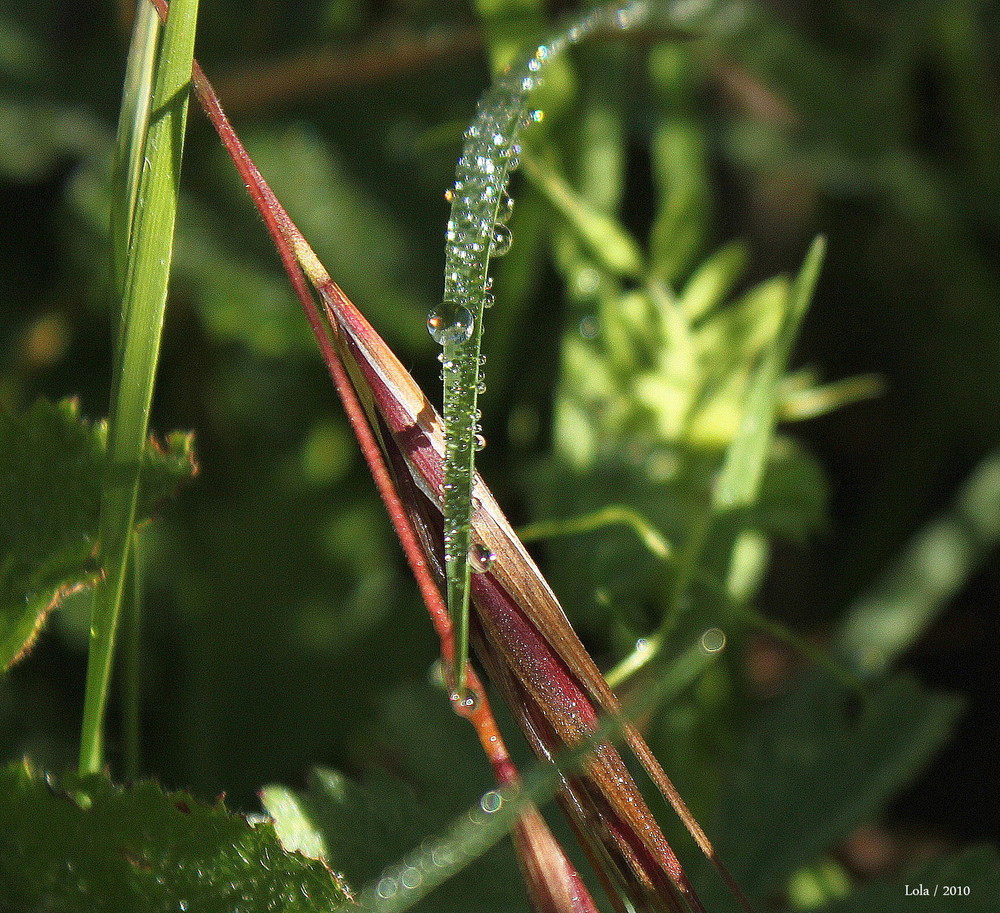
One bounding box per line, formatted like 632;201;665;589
1;1;999;911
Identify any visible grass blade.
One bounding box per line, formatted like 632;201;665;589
79;0;200;775
714;236;826;513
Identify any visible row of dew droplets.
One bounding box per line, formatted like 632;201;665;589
428;0;653;693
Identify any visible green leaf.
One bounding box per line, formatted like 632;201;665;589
703;673;963;905
0;761;349;913
812;845;1000;913
713;237;825;514
267;763;529;913
522;152;645;279
81;0;201;776
0;399;197;670
837;446;1000;676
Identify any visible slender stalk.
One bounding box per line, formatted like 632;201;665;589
518;505;671;559
79;0;199;775
121;530;144;779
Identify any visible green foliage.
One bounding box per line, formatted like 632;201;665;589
264;768;526;913
0;760;349;913
702;674;963;906
810;846;1000;913
1;0;998;909
837;446;1000;677
0;398;196;669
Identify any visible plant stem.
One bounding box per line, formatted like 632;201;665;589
79;0;199;775
122;530;144;780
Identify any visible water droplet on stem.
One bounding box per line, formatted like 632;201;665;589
490;225;512;257
428;303;474;345
495;193;514;225
471;543;496;572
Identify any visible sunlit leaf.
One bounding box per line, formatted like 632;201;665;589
0;761;349;913
0;399;197;669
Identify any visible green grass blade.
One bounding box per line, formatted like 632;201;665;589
436;0;654;694
109;0;160;299
79;0;200;776
837;446;1000;676
714;236;826;513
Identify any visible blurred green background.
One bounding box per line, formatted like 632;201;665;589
1;0;998;885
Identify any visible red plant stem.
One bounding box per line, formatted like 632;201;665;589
143;0;478;710
146;0;534;818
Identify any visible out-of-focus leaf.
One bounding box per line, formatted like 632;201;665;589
713;237;824;514
812;845;1000;913
837;446;1000;676
0;100;106;181
242;126;431;349
678;240;750;321
0;760;349;913
647;42;712;286
173;201;315;357
271;758;529;913
688;275;789;444
754;435;828;543
523;153;644;279
281;768;432;889
260;784;330;861
701;673;963;906
0;399;197;669
778;371;885;422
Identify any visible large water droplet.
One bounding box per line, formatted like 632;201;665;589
495;193;515;225
490;225;512;257
474;432;487;451
427;303;474;345
471;543;496;573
